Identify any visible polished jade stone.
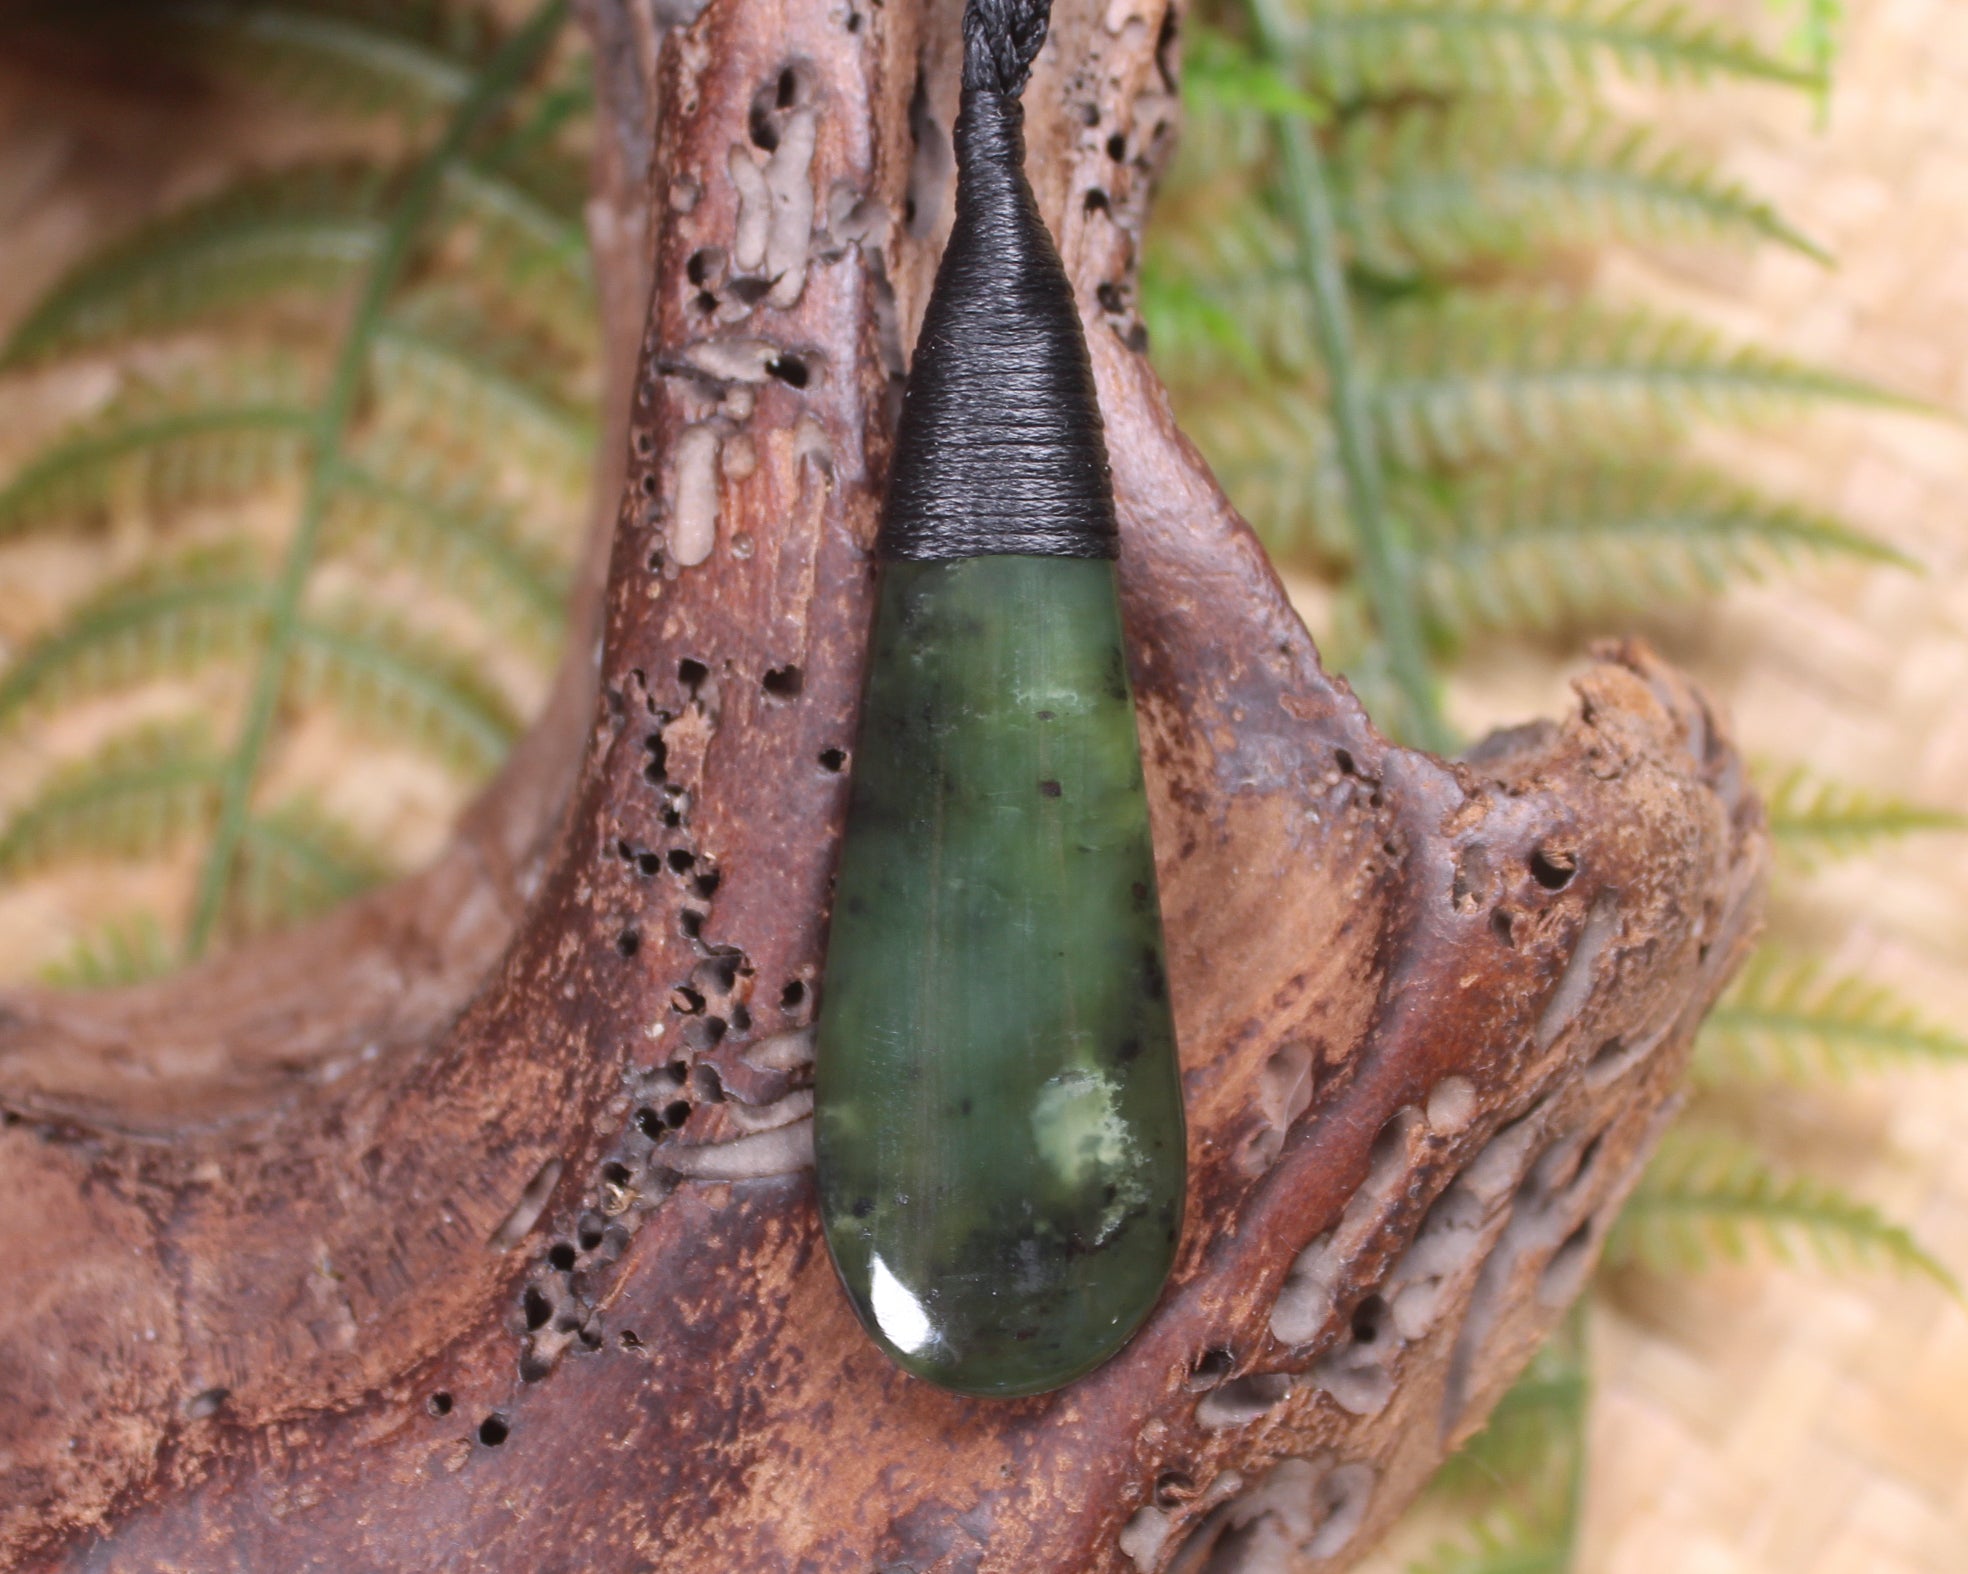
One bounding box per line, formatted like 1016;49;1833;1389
814;553;1185;1398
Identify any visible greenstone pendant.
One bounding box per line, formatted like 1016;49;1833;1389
814;556;1185;1397
812;0;1187;1396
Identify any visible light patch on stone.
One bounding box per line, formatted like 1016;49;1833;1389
1032;1068;1145;1240
868;1254;934;1355
1033;1069;1130;1184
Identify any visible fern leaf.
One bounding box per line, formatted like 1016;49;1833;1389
1407;1506;1573;1574
439;156;589;280
1;166;388;367
1179;382;1353;562
1291;0;1813;100
1771;0;1841;104
1147;189;1297;282
1432;1325;1588;1501
433;155;595;355
1696;951;1968;1084
1137;271;1269;382
1404;461;1907;640
322;459;570;655
0;369;315;539
0;548;268;730
1159;98;1275;199
0;0;577;977
1140;202;1312;381
38;913;179;989
487;45;595;165
165;0;488;121
288;604;523;773
0;721;225;875
1183;25;1330;122
1335;103;1829;275
368;311;594;484
231;798;391;936
1762;762;1965;866
1369;297;1913;467
1606;1130;1958;1290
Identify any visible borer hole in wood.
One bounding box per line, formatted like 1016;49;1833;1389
766;354;809;388
1530;846;1577;890
1186;1346;1234;1390
523;1287;552;1331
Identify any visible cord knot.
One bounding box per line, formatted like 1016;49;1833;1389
962;0;1052;97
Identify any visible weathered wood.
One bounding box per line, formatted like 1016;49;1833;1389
0;0;1764;1568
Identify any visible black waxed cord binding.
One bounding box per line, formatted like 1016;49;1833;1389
878;0;1119;562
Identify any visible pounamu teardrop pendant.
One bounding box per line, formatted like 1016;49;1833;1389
813;0;1185;1398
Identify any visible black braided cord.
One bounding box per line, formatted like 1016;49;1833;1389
878;0;1119;562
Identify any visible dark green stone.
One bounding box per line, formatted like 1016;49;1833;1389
814;554;1185;1398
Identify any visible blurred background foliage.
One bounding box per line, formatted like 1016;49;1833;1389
1136;0;1963;1566
0;0;595;976
0;1;1959;1569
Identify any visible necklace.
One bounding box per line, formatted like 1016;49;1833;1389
813;0;1186;1398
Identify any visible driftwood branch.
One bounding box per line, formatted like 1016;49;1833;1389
0;0;1763;1567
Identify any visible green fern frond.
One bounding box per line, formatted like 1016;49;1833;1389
368;310;594;482
1369;297;1912;467
439;154;589;279
432;154;595;352
1;166;389;368
1770;0;1840;107
1146;189;1295;285
0;721;226;875
1137;271;1269;381
166;0;488;121
1335;103;1829;275
1412;1310;1587;1574
1405;461;1906;640
1321;592;1424;739
1762;762;1965;865
0;548;268;730
38;913;179;989
1159;99;1275;199
0;1;578;976
1696;951;1968;1084
288;604;523;773
1432;1329;1588;1500
232;798;392;935
1184;24;1331;121
1179;382;1352;561
0;364;316;539
322;459;570;655
1407;1505;1573;1574
1140;200;1309;380
1606;1129;1958;1290
1289;0;1813;100
487;44;595;164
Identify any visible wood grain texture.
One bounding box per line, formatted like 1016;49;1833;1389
0;0;1764;1567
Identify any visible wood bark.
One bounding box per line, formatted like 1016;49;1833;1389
0;0;1765;1568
